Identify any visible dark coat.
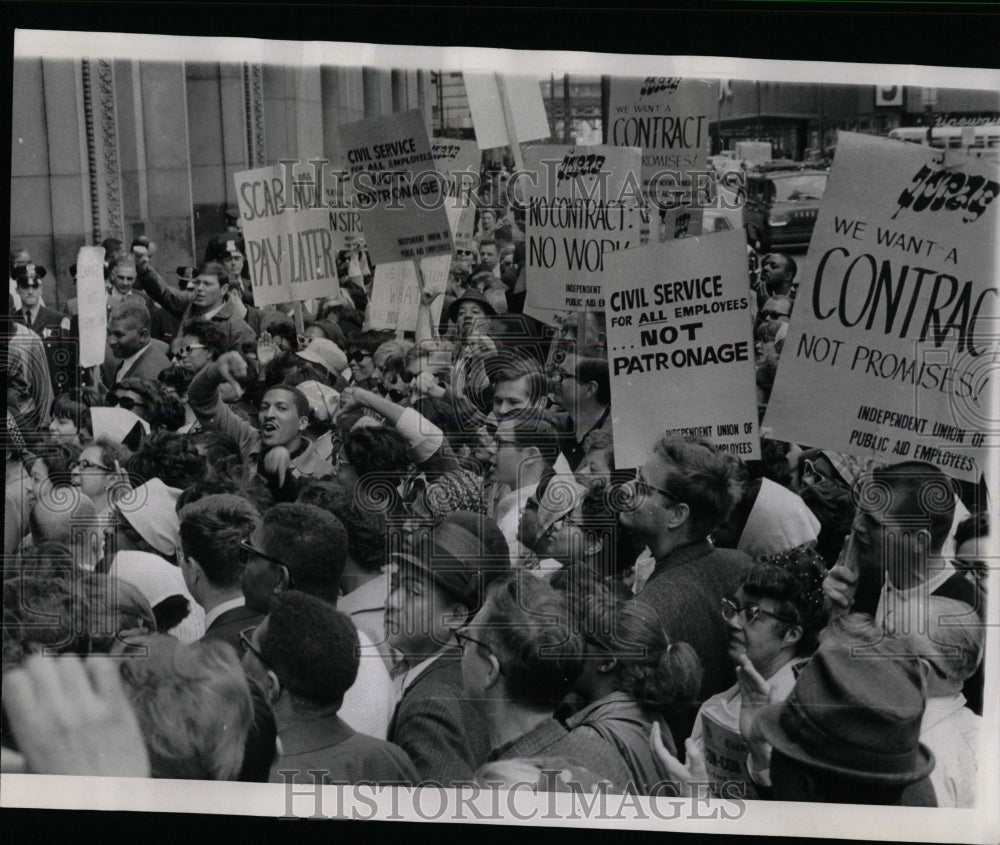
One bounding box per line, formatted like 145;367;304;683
637;539;752;744
101;339;172;389
201;604;265;655
387;649;491;785
270;712;418;786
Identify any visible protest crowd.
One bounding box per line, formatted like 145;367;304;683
2;137;991;812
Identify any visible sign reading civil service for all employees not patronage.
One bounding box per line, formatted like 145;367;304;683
338;109;453;266
604;227;760;469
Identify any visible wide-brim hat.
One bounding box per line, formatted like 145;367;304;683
755;646;935;786
448;287;497;323
392;510;508;610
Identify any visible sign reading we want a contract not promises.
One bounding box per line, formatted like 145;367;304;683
603;227;760;469
764;132;999;483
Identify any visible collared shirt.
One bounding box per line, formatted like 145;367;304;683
112;342;151;385
878;556;957;632
393;649;445;704
203;595;246;630
495;480;540;565
22;303;40;326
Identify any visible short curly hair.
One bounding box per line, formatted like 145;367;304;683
124;430;207;490
743;544;829;656
260;591;359;707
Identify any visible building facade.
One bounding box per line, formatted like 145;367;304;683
10;58;433;309
711;80;1000;159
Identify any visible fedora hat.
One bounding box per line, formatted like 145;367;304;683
393;510;508;611
448;287;496;323
755;645;935;785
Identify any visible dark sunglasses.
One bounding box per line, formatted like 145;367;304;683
107;394;145;411
398;369;416;384
238;540;295;587
238;627;269;666
347;350;371;363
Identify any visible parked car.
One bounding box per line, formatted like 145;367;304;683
743;168;829;251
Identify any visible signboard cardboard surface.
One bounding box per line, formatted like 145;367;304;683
603;228;760;468
463;73;550;149
524;144;644;312
338;109;454;265
76;246;107;368
234;164;343;307
763;132;999;482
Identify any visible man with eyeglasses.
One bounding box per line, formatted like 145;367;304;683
101;299;171;389
238;502;396;740
622;434;752;742
240;591;419;786
552;353;612;472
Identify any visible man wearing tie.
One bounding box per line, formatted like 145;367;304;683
13;263;74;393
14;263;68;336
102;298;171;389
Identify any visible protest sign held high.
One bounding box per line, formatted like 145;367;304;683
524;145;644;312
432;137;480;250
367;255;449;332
763;132;999;482
234;164;343;308
76;246;107;368
607;77;713;208
603;228;760;468
338;109;453;266
463;73;550;150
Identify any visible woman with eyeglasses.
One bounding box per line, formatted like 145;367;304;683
677;546;829;798
69;439;127;516
344;330;394;390
106;376;185;432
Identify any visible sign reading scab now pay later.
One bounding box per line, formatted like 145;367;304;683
234;164;343;308
603;228;760;469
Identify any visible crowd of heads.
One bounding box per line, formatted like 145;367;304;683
2;184;989;811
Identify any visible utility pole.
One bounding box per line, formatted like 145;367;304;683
563;74;571;143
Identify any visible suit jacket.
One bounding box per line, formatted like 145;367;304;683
201;604;264;654
20;304;67;336
101;339;172;389
387;648;491;785
270;712;419;786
